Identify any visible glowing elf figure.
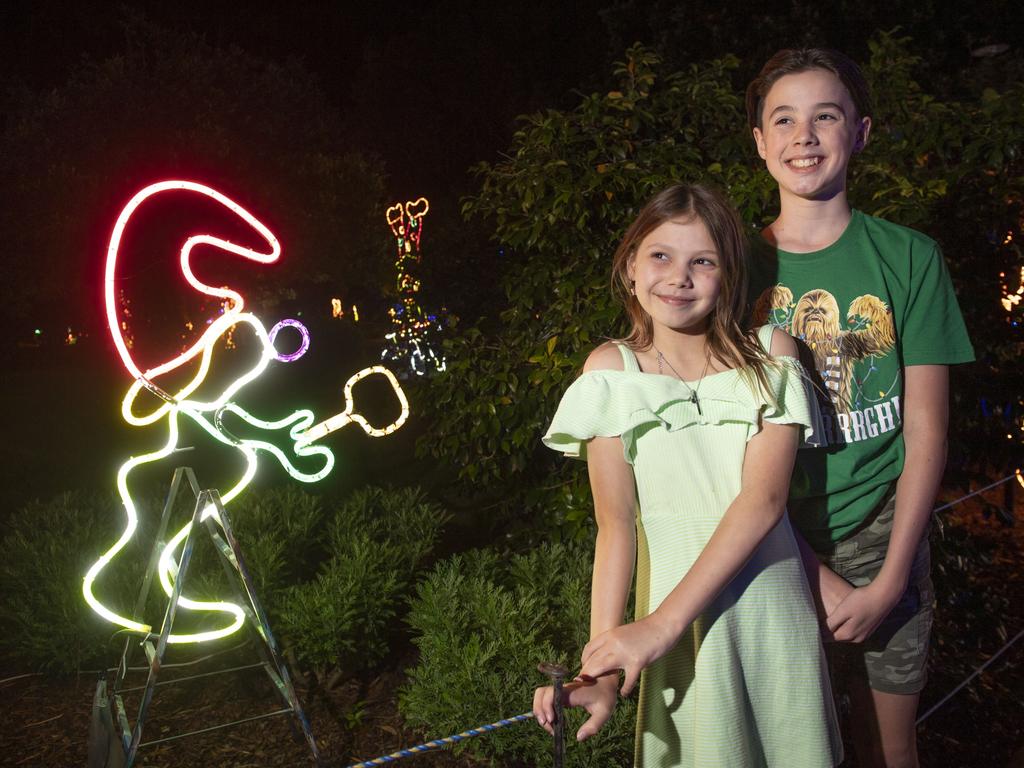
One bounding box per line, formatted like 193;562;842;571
85;181;408;644
381;198;447;377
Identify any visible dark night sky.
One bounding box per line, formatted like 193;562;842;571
1;0;612;200
4;0;1021;200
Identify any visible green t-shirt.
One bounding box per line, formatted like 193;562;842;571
749;209;974;548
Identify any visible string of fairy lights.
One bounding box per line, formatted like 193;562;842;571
381;197;447;377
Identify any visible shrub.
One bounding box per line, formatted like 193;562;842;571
187;486;326;605
276;486;449;684
420;35;1024;540
0;491;147;673
401;542;636;766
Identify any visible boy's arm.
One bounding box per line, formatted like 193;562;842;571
827;364;947;642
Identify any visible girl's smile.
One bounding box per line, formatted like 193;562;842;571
627;217;721;335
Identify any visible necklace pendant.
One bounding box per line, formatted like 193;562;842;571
691;391;702;415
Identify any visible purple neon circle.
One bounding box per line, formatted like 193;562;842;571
269;319;310;362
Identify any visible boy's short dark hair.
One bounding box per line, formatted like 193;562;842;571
745;48;872;132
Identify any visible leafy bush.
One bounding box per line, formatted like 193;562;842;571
277;486;449;683
420;34;1024;538
401;542;636;766
0;491;147;673
187;486;326;604
0;483;446;681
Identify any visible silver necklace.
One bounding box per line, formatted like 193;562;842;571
654;345;712;416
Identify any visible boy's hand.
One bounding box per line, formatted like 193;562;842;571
578;613;677;697
532;676;617;741
825;579;903;643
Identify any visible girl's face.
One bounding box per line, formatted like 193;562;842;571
627;217;722;336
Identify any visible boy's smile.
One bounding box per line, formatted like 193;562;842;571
752;68;871;204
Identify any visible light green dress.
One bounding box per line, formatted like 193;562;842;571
542;327;842;767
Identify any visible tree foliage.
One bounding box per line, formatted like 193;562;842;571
401;543;636;766
420;34;1023;537
0;14;388;340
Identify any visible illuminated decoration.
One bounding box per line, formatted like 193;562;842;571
999;266;1024;313
221;297;238;349
269;318;310;362
119;289;135;350
297;365;410;445
86;180;409;644
330;298;360;322
380;198;447;377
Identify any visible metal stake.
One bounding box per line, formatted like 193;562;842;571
538;662;568;768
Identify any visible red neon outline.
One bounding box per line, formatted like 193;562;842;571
104;181;280;383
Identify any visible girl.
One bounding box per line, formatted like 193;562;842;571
533;184;842;767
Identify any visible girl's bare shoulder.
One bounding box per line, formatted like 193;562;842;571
583;341;626;373
768;327;798;357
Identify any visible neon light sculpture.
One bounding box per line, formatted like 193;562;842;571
381;198;447;377
86;180;409;643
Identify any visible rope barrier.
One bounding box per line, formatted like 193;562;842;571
917;627;1024;725
916;469;1023;724
344;712;534;767
932;471;1019;513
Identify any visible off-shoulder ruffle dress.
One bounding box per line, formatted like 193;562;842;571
542;327;842;768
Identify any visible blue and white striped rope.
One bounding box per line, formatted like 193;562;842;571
344;712;535;767
932;471;1020;513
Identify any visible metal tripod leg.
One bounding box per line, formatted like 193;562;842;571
105;470;320;766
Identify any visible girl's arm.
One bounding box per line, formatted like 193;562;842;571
826;364;947;642
578;389;801;696
535;376;637;741
792;526;854;640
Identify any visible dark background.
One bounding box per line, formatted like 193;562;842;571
5;0;1020;200
0;0;1020;514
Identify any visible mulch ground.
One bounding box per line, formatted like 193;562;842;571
2;479;1022;768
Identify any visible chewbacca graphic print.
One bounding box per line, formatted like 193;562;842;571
750;211;974;547
753;286;896;430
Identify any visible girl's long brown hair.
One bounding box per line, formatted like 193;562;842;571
611;183;777;397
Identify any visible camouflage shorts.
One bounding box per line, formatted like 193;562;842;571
818;495;934;695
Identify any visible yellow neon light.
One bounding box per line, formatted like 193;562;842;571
296;366;410;445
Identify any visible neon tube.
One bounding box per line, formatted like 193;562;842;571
88;181;408;644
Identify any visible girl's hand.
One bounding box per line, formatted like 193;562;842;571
818;567;855;642
826;578;903;643
578;612;677;697
532;676;618;741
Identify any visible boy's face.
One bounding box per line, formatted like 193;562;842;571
752;68;871;204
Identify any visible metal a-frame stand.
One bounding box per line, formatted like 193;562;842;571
90;467;320;767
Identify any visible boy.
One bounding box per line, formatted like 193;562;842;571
746;49;974;768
